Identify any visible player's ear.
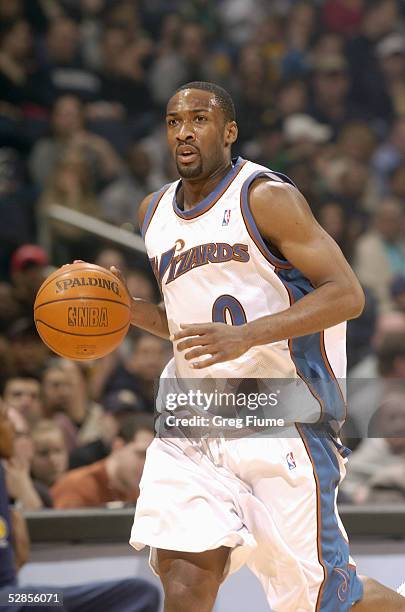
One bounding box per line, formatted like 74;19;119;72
224;121;238;146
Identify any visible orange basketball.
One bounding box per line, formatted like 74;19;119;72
34;262;131;360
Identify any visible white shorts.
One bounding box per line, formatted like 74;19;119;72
130;425;363;611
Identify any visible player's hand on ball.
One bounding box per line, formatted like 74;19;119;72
173;322;251;368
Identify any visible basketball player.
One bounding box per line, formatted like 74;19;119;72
119;82;405;611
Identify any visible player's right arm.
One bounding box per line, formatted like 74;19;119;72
121;193;169;339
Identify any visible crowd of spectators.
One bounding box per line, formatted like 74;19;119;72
0;0;405;519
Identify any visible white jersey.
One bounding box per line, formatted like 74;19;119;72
142;157;346;422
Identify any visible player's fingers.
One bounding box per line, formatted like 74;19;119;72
73;260;85;264
173;325;207;340
176;336;210;351
184;345;215;361
191;354;221;369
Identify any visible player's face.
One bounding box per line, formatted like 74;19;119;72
166;89;237;180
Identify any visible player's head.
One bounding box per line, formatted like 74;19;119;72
166;81;237;180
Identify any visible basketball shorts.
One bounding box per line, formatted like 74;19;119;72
130;424;364;611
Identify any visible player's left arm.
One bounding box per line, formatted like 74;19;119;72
175;181;365;369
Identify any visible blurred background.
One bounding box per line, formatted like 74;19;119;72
0;0;405;610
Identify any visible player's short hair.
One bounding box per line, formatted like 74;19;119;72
175;81;236;123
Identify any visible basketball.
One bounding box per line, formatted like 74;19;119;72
34;262;131;360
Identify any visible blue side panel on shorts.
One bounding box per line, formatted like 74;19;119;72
298;425;364;610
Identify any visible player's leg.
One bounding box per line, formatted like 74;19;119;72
353;576;405;611
156;546;230;612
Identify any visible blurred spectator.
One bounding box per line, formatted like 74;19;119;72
375;32;405;118
347;287;379;371
347;328;405;441
150;22;214;109
321;0;364;37
10;244;48;317
2;376;42;425
69;389;147;469
0;18;52;110
51;413;154;508
126;269;156;303
335;121;380;212
308;54;361;137
29;94;122;189
94;247;128;275
317;199;352;260
373;117;405;194
243;118;288;174
7;319;49;378
389;163;405;203
7;403;32;455
100;333;169;411
38;148;100;263
99;142;166;228
276;79;308;119
0;282;20;333
283;113;332;163
2;406;43;511
0;149;37;269
341;383;405;504
391;275;405;313
96;22;154;134
41;359;104;451
30;419;69;506
42;16;101;102
232;44;273;144
346;0;398;120
354;198;405;311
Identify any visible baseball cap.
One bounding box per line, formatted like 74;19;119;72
103;390;146;414
11;244;49;274
284;114;332;144
376;33;405;59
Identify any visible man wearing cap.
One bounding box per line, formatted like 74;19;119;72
10;245;49;319
69;390;147;469
377;33;405;116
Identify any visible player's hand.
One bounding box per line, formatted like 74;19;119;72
173;322;251;369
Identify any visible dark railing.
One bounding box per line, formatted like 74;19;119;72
24;506;405;544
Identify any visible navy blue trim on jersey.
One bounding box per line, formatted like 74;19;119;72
141;184;171;239
297;424;363;610
240;170;295;269
172;157;246;220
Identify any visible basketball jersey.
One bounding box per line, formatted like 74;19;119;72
142;157;346;423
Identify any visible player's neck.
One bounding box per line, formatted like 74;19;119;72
179;160;233;211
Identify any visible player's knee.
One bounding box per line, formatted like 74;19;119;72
158;558;221;611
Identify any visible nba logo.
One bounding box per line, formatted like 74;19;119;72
286;452;296;470
222;209;231;226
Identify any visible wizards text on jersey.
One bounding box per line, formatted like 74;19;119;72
150;242;250;285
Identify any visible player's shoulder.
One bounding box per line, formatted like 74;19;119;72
249;176;308;219
138;182;175;233
138;192;158;229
